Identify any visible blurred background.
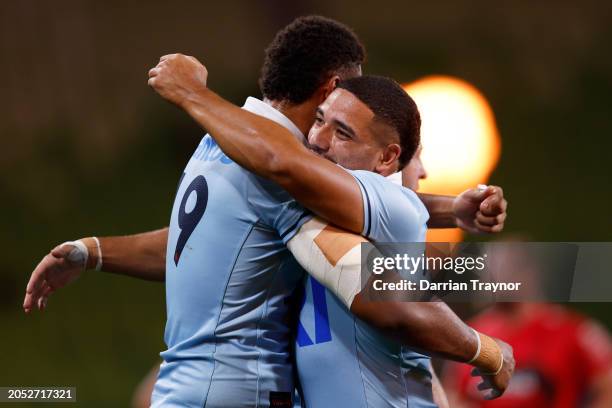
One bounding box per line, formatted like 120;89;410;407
1;0;611;405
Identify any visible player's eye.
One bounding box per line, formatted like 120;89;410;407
336;128;351;140
314;116;324;126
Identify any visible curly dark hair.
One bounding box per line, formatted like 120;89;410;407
259;15;365;104
337;75;421;169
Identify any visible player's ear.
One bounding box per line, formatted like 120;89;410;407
375;143;401;176
321;75;341;100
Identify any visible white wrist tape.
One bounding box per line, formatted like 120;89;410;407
493;351;504;375
287;217;366;309
470;330;505;375
92;236;102;271
467;328;481;364
61;237;102;271
62;240;88;267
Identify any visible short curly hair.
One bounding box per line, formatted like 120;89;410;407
259;16;366;104
337;75;421;170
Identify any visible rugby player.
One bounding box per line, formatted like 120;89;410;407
25;16;511;407
146;52;514;405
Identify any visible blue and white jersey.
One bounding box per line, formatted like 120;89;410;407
295;170;436;408
152;97;312;408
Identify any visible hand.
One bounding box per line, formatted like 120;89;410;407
23;243;88;313
472;338;515;400
147;53;208;108
453;185;507;233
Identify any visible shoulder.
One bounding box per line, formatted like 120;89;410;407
347;170;429;241
349;170;428;218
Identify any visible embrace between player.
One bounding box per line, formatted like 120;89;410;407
25;16;513;407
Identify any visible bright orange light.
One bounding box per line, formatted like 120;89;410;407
403;76;501;241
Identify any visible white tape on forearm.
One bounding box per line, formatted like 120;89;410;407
92;236;102;271
62;240;88;267
61;237;102;271
287;217;364;309
467;328;481;364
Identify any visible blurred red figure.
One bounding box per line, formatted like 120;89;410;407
445;303;612;408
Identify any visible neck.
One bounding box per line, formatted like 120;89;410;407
264;98;317;136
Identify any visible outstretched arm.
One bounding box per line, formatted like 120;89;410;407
148;54;364;233
419;186;507;233
23;228;168;312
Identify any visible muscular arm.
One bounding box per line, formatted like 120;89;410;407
183;88;364;233
419;188;508;232
287;216;514;398
96;228;168;280
286;218;476;362
418;193;457;228
149;55;509;234
149;55;364;233
351;295;476;362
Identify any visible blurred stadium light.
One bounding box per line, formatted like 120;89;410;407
403;76;501;242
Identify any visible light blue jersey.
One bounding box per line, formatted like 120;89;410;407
152;97;436;407
152;97;312;408
296;170;437;408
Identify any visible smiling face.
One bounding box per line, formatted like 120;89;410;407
307;89;402;176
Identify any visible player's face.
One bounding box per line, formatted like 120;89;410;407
401;145;427;191
307;89;400;176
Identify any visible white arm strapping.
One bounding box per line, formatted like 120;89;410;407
62;240;88;267
287;217;365;309
61;237;102;271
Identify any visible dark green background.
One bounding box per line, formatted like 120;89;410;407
1;1;611;405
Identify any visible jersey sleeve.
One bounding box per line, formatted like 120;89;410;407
247;174;313;244
348;169;429;242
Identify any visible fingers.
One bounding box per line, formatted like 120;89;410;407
476;211;506;227
24;248;68;312
483;388;502;400
474;219;504;233
23;291;35;313
40;283;54;310
480;187;507;216
477;380;490;391
25;254;52;302
460;187;488;203
37;296;47;311
475;375;503;400
148;67;160;78
50;243;73;259
37;282;53;311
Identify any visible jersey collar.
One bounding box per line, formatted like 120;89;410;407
243;97;305;143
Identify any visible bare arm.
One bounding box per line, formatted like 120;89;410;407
287;216;514;399
351;296;476;361
148;54;364;233
419;193;457;228
23;228;168;312
97;229;168;280
419;187;508;233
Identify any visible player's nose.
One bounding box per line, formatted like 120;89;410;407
308;127;331;154
419;163;428;180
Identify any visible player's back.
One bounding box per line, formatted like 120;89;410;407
152;98;310;408
295;170;437;408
